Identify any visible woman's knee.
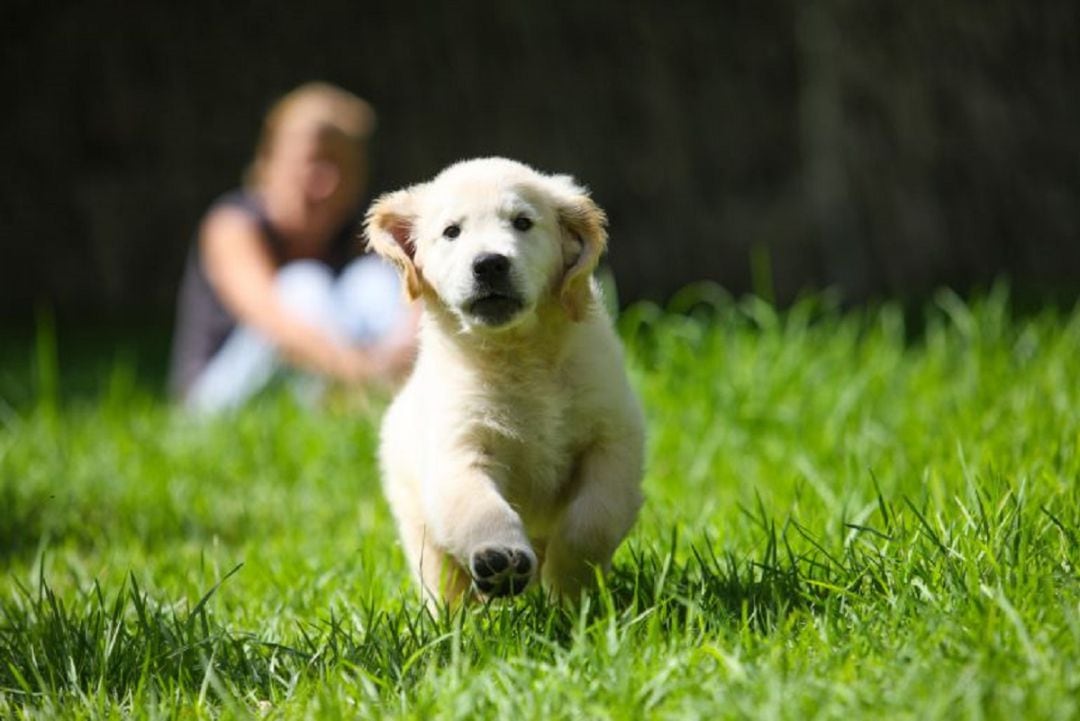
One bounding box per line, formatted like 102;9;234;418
275;260;336;323
336;256;405;342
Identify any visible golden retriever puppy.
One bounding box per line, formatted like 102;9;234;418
365;157;644;603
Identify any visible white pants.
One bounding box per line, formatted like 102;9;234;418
187;256;404;413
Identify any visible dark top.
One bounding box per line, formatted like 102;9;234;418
167;190;359;399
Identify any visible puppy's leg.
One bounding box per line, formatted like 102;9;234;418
383;470;472;606
543;437;644;596
397;517;472;608
423;466;536;598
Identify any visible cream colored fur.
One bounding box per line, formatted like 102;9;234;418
365;157;644;603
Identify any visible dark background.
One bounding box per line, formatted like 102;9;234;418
2;0;1078;323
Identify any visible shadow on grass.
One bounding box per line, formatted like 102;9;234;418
0;523;837;713
606;530;814;635
9;484;1056;711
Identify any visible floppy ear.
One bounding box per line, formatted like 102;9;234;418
364;188;423;300
546;174;608;321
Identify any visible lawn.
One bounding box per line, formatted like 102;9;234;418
1;286;1078;719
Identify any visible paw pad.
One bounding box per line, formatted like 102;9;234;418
470;547;534;597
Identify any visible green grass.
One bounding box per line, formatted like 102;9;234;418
1;285;1078;719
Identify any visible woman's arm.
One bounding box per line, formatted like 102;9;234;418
199;206;377;383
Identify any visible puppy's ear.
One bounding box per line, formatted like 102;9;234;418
547;174;608;321
364;188;423;300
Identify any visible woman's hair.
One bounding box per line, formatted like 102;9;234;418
245;82;377;189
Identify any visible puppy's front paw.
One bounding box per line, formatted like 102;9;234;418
470;546;535;598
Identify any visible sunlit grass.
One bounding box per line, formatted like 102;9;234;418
1;286;1078;719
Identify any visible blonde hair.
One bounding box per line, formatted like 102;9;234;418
245;82;377;189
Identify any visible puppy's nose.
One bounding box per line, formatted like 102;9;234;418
472;253;510;282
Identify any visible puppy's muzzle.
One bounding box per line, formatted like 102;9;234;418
466;252;524;326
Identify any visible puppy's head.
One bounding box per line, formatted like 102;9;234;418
365;157;606;331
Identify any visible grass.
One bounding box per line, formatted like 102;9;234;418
0;284;1078;719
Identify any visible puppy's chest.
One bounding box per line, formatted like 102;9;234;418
470;381;582;508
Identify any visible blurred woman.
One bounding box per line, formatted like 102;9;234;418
169;82;416;412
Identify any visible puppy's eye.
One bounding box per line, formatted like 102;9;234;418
512;215;533;232
443;224;461;240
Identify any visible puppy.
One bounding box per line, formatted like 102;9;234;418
365;157;644;603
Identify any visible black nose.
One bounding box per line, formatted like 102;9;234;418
472;253;510;282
